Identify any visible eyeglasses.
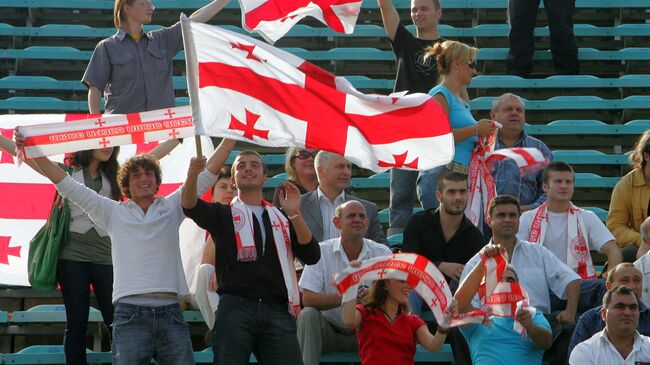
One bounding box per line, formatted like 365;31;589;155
467;60;478;70
296;150;318;160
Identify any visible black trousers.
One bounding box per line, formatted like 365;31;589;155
507;0;579;75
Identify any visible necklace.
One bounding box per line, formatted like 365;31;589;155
378;307;398;323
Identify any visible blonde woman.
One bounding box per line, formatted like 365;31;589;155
416;40;496;211
608;130;650;261
272;147;319;206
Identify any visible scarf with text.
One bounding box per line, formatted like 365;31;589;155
528;202;596;280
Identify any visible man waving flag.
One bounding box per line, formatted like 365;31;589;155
239;0;362;43
182;17;453;173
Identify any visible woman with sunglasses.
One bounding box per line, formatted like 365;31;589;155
454;244;552;364
416;40;496;211
273;147;319;206
341;273;449;365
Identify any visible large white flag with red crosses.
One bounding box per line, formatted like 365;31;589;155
0;112;212;286
239;0;362;43
182;18;454;173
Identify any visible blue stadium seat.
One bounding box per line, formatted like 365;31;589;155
469;96;650;111
10;304;103;323
0;310;7;323
3;345;111;364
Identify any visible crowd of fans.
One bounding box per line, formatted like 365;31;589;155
1;0;649;364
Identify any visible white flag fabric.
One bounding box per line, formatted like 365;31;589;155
0;113;213;286
17;106;193;159
182;18;454;173
238;0;362;43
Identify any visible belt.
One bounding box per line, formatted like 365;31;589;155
446;161;470;175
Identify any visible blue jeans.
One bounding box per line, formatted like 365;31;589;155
111;302;194;365
416;165;447;212
213;294;302;365
550;278;607;314
57;259;114;365
389;168;419;234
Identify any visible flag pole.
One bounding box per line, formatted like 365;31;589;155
181;13;203;157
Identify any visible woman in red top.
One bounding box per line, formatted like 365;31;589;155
342;278;449;365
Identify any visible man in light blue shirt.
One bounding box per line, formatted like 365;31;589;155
490;93;552;213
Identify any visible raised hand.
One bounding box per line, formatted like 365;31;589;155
279;181;301;216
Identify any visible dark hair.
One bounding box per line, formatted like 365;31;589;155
117;154;162;199
436;171;468;192
231;150;266;176
542;162;575;184
603;285;638;308
505;265;519;282
606;263;642;285
69;148;121;201
365;280;408;316
217;165;231;180
488;195;521;218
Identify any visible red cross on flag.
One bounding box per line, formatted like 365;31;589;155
0;113;213;286
239;0;362;43
182;19;453;172
17;106;193;159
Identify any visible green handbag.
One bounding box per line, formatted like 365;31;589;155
28;189;70;291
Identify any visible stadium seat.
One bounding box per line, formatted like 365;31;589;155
3;345;111;364
10;304;103;323
526;120;650;135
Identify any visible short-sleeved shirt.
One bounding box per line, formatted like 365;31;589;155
429;84;477;166
390;24;442;94
82;23;183;114
460;313;550;364
299;238;391;329
356;304;425;365
461;239;580;313
517;209;615;264
570;330;650;365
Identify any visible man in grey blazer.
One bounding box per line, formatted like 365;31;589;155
299;151;387;244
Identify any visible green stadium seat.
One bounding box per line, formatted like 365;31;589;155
0;310;7;323
469;96;650;111
10;304;103;323
526;120;650;135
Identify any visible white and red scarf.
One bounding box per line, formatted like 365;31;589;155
230;197;301;316
466;125;549;227
528;202;596;280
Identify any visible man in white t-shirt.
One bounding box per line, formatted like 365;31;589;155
297;200;391;365
518;162;622;313
570;285;650;364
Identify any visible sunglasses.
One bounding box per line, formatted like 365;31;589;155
296;150;318;160
467;60;478;70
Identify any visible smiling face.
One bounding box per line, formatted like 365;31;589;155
410;0;441;32
385;279;411;305
491;96;525;135
127;165;159;201
456;58;477;85
91;147;115;162
232;153;267;193
123;0;154;26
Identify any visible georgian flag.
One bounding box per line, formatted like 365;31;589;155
182;17;454;173
0;113;213;286
239;0;362;43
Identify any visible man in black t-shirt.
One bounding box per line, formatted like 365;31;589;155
378;0;444;235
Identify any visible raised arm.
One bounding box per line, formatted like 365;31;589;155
454;244;499;312
189;0;230;23
0;133;43;174
377;0;400;40
415;325;448;352
342;296;362;330
279;182;313;245
181;156;206;209
206;138;236;175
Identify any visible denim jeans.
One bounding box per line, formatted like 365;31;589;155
389;168;419;234
57;259;114;365
111;302;194;365
212;294;302;365
416;165;448;212
550;278;607;314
